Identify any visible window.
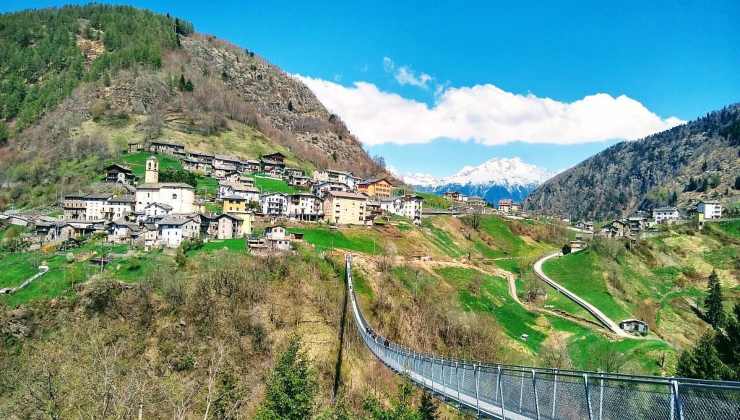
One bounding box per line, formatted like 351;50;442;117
172;193;177;199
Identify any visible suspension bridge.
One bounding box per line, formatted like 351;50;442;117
345;254;740;419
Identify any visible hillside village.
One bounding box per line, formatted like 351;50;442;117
4;136;728;254
1;140;426;252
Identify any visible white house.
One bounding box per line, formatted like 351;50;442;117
652;207;681;224
313;169;359;189
135;183;195;214
697;200;722;220
157;215;200;248
218;181;260;202
260;193;288;216
103;195;135;221
379;195;424;224
265;225;291;251
143;202;173;219
109;219;139;243
287;193;323;221
83;193;112;221
312;181;352;198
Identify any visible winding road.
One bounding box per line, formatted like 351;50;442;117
533;252;631;338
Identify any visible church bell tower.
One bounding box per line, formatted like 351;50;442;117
145;155;159;184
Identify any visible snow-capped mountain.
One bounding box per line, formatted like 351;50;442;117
399;157;553;204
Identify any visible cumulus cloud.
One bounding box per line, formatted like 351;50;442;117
293;74;684;146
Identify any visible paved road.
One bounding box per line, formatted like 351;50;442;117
533;252;632;338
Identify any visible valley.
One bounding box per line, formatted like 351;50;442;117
0;3;738;419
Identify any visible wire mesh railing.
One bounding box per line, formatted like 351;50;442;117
345;254;740;419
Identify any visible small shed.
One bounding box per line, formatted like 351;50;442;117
619;319;649;336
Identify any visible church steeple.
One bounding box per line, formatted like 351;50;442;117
145;156;159;184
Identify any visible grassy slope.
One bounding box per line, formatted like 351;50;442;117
541;224;739;349
288;226;383;255
436;266;547;352
542;250;632;321
413;192;452;209
345;215;680;374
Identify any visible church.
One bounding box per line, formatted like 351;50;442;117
134;156;195;214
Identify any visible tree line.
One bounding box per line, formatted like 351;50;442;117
0;4;194;131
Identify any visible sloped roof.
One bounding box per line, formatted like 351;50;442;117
328;191;367;200
137;182;194;190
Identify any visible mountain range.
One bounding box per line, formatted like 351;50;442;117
525;104;740;220
400;157;553;204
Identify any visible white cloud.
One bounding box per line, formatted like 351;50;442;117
293;74;684;146
383;56;433;89
382;56;395;73
394;66;432;88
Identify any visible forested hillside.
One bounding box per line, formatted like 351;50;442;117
525;104;740;220
0;5;382;209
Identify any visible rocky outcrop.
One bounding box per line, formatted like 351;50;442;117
180;36;381;176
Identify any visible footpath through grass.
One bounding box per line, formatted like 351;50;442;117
0;252;43;289
435;266;546;352
421;218;465;257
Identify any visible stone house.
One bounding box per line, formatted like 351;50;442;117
619;319;648;336
149;140;185;156
498;199;513;214
105;164;136;185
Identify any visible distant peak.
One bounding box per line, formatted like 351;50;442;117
398;157;553;187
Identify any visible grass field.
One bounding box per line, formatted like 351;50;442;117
712;219;740;239
252;174;298;194
435;266;547;352
189;238;247;255
542;250;632;321
421;218;465;257
413;191;453;209
121;152;218;195
288;227;383;255
0;254;87;307
0;252;44;289
547;316;672;374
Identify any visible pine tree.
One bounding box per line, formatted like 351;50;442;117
418;391;439;420
669;190;678;205
676;332;733;380
704;270;725;329
184;79;194;92
0;121;8;146
716;304;740;380
734;176;740;190
255;337;317;420
178;74;186;91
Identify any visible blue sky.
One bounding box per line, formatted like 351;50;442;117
4;1;739;176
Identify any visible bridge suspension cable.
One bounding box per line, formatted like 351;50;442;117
345;254;740;419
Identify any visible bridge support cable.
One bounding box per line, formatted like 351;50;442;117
344;254;740;419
